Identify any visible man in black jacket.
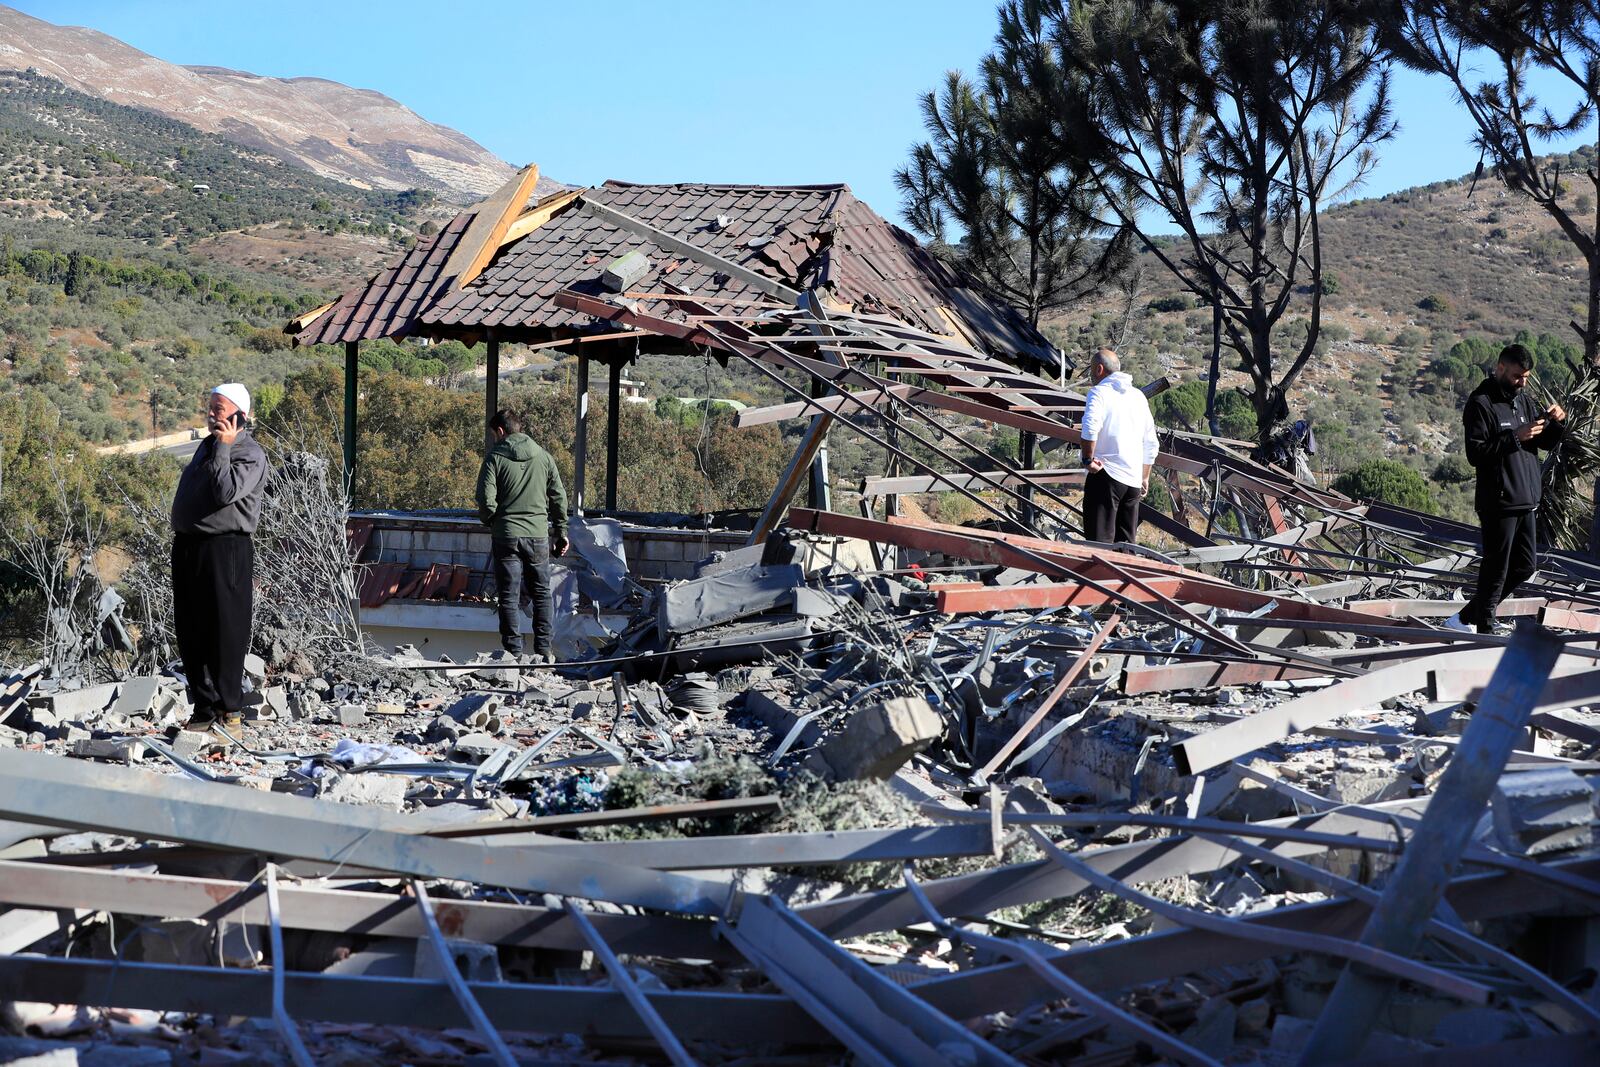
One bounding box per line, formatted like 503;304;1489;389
1446;344;1566;633
170;383;270;729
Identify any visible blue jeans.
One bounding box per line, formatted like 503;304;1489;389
491;536;552;654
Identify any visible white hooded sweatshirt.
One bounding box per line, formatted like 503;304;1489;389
1081;371;1159;489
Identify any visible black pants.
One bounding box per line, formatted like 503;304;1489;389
1464;509;1538;627
491;536;552;654
171;532;253;720
1084;469;1142;544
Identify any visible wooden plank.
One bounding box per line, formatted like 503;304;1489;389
286;300;335;335
440;163;542;292
500;188;582;245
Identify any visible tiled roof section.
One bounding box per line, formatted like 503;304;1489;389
295;212;472;346
299;179;1056;369
817;193;1055;361
423;182;841;331
424;181;1056;368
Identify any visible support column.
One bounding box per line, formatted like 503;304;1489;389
484;332;499;451
573;352;590;515
605;358;621;511
343;341;359;494
1018;429;1037;529
883;411;901;520
806;368;832;510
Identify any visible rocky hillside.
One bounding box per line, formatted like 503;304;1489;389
0;4;514;203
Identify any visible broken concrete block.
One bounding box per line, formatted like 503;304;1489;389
109;676;162;719
414;936;502;984
372;702;405;717
36;682;119;721
1325;759;1412;805
287;691;320;721
243;653;267;680
168;729;215;761
425;715;463;743
70;738;145;764
337;703;368;727
446;693;500;728
1493;768;1596;856
470;651;519;685
451;732;502;762
808;697;943;780
260;686;289;719
325;773;408;811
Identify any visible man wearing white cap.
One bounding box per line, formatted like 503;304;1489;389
169;383;269;731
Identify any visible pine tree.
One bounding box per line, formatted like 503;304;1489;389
895;24;1133;333
995;0;1395;445
64;250;85;298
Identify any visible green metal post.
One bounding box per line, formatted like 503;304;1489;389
343;341;358;494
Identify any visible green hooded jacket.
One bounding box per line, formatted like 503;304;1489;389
475;432;568;540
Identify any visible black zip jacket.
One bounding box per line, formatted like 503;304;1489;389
1463;376;1564;514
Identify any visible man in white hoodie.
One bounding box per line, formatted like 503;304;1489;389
1080;348;1159;545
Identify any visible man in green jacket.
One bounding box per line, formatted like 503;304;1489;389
476;410;569;660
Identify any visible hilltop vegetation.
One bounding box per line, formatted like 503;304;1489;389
0;70;440;248
1;62;1595;526
1044;153;1597;521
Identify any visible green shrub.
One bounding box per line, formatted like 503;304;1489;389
1332;459;1434;511
1431;454;1474;485
1151;380;1207;429
1215;390;1257;441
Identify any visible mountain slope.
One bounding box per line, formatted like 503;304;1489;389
0;4;514;203
0;69;446;288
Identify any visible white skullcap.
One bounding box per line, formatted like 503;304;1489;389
211;383;252;417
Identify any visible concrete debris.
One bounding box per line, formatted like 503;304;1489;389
10;304;1600;1064
1492;767;1598;855
323;772;408;811
806;697;944;781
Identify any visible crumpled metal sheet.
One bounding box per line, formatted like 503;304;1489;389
566;517;630;606
655;564;806;641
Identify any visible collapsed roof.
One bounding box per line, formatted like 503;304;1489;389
289;166;1062;375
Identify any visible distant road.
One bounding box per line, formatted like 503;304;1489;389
98;428;205;460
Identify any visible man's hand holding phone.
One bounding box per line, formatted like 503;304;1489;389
1516;417;1547;443
212;411;243;445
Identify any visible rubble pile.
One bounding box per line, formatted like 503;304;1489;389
2;304;1599;1063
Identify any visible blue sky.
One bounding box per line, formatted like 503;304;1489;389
12;0;1595;225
